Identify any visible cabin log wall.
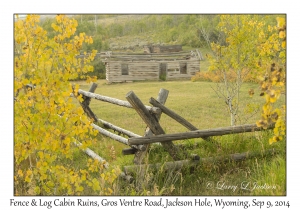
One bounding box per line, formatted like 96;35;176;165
105;50;200;83
106;59;200;83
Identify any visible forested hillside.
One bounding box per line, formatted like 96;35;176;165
39;15;277;50
37;14;280;79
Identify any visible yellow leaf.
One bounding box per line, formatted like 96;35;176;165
270;96;277;103
100;173;105;179
70;175;76;184
107;188;113;194
269;137;276;144
276;17;285;29
26;169;33;176
281;41;286;49
274;44;279;51
51;23;59;32
263;104;270;112
25;176;31;183
17;170;23;177
274;127;279;136
56;15;63;23
34;186;41;195
91;76;97;82
38;151;44;159
76;186;84;192
279;31;286;39
81;174;86;181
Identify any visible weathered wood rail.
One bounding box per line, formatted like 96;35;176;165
128;123;275;145
75;82;275;179
123;149;277;174
78;50;200;59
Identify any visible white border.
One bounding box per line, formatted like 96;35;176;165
2;0;299;209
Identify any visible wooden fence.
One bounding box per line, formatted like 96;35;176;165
76;83;275;179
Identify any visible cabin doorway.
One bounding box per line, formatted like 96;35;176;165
159;63;167;81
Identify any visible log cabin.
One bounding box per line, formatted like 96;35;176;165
100;49;202;83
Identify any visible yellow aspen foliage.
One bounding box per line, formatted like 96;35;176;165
207;15;268;126
14;15;119;195
256;16;286;144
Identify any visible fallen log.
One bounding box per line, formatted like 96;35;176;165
123;149;277;174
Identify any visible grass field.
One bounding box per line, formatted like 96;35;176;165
73;79;286;196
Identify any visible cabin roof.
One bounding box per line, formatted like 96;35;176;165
78;49;202;62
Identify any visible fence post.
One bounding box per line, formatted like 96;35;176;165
133;88;168;164
126;90;185;162
83;83;98;106
79;83;99;122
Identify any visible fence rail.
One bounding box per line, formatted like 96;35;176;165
128;123;275;145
